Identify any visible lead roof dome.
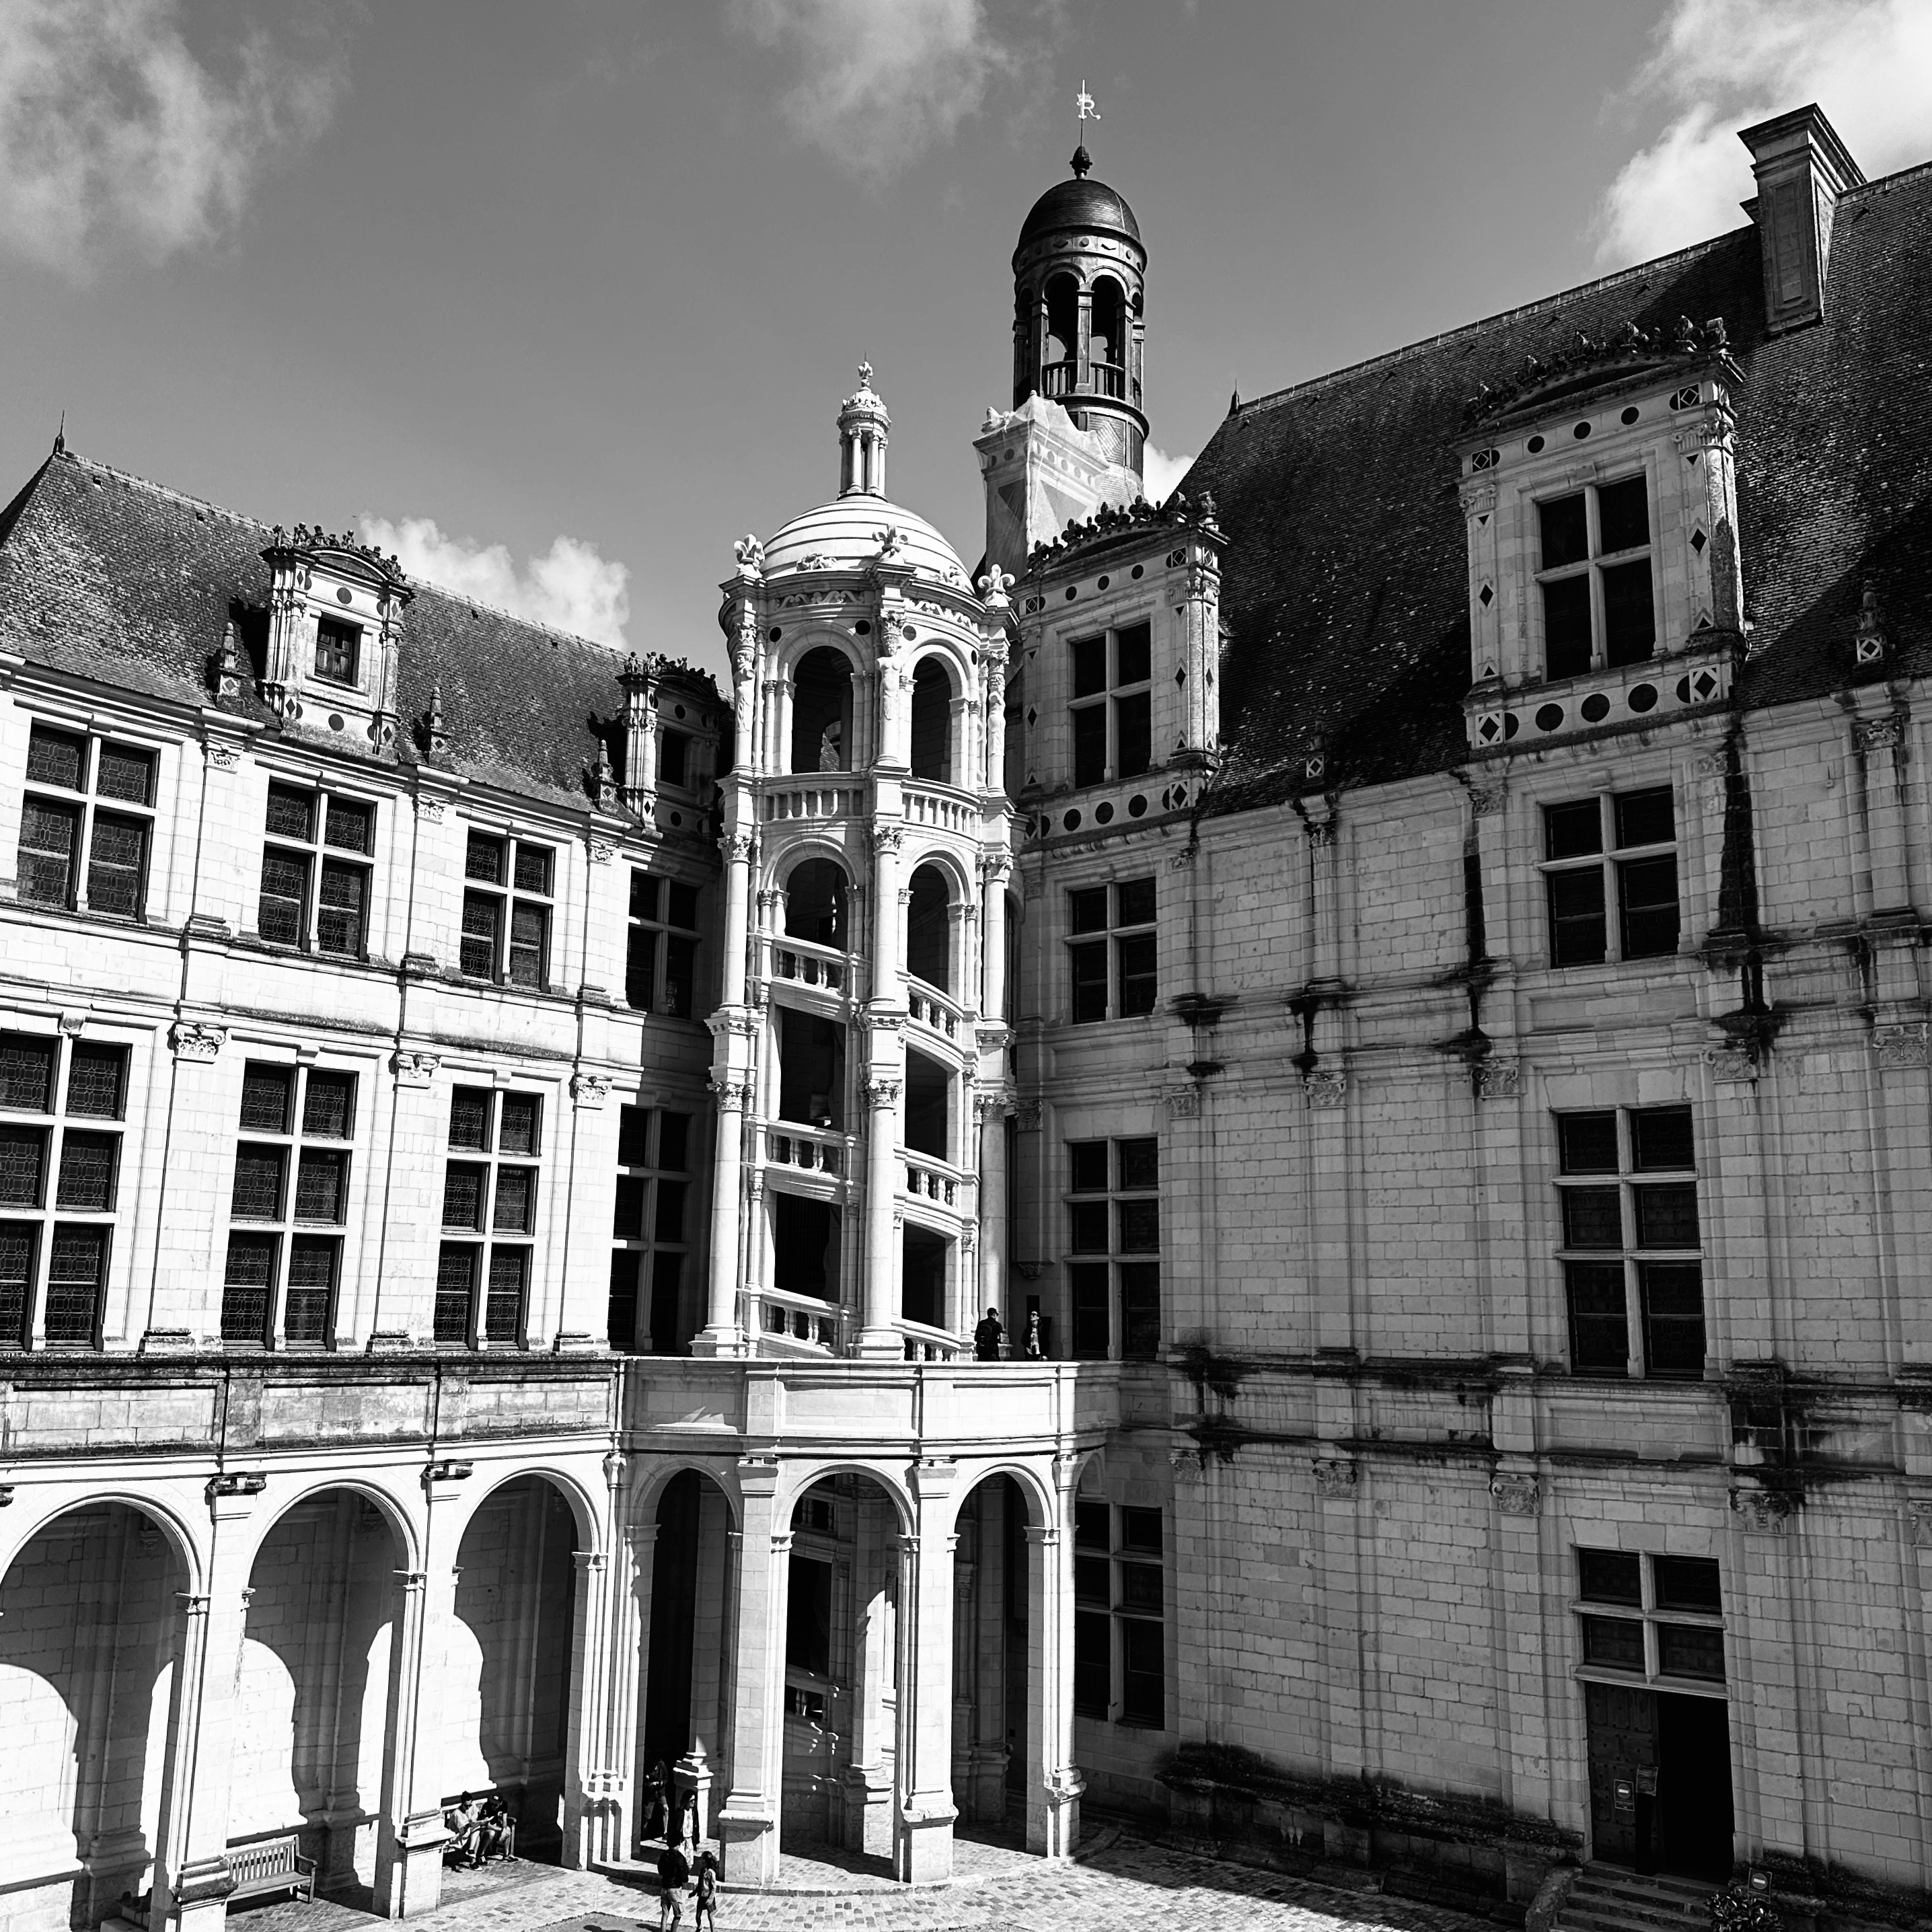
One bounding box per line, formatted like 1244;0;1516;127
760;497;971;587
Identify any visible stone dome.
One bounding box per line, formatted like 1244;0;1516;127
761;497;971;587
1015;173;1142;256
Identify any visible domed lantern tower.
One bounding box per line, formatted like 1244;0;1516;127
698;369;1018;1362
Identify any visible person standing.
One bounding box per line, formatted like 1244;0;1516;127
973;1304;1005;1360
692;1849;720;1932
642;1760;669;1843
656;1841;690;1931
1025;1310;1045;1359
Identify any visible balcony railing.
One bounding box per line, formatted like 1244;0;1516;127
766;1123;848;1178
1041;359;1075;398
901;784;973;837
743;1284;849;1354
1087;359;1126;400
903;1154;965;1208
898;1318;967;1363
906;983;963;1041
763;784;863;823
1037;359;1127;400
772;937;848;993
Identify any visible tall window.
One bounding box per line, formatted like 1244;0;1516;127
313;616;361;685
1073;1502;1165;1727
220;1063;357;1346
1557;1105;1703;1380
461;831;552;988
659;729;691;790
17;723;156;919
1543;788;1678;967
1068;879;1157;1023
437;1086;541;1346
1575;1549;1725;1686
0;1031;127;1348
1538;474;1656;679
1070;620;1152;786
1066;1136;1159;1360
626;872;699;1016
608;1104;693;1353
258;782;375;956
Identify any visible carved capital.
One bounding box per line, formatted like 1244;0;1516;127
871;822;905;855
570;1070;613;1108
391;1049;440;1088
1853;715;1904;755
1010;1098;1043;1131
1490;1473;1540;1517
587;837;616;866
864;1076;903;1109
1313;1457;1357;1499
1705;1043;1760;1084
718;832;755;866
1164;1087;1201;1119
202;739;241;772
1730;1485;1795;1534
1874;1023;1929;1070
1474;1060;1521;1102
1303;1068;1347;1109
168;1020;225;1062
1468;778;1506;817
414;794;447;824
707;1074;754;1111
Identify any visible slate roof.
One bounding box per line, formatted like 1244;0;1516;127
1016;172;1142;254
0;449;720;813
1184;159;1932;814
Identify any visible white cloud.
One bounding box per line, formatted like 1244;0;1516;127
359;517;633;650
0;0;346;278
726;0;1039;179
1596;0;1932;267
1142;444;1195;505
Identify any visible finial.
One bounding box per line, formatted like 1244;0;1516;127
52;410;65;455
1071;143;1091;179
858;359;872;390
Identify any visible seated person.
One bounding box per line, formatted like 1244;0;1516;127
476;1793;512;1863
444;1793;482;1867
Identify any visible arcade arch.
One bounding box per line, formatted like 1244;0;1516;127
789;647;854;774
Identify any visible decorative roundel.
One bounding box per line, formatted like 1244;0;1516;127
768;626;782;642
328;713;344;731
1620;406;1640;426
1676;676;1693;704
1128;793;1148;817
1535;702;1565;731
1573;421;1592;440
1503;712;1520;739
1095;801;1115;825
673;704;687;720
336;587;352;605
1097;575;1110;590
902;624;916;640
1131;564;1144;580
670;811;683;827
1580;693;1610;724
1063;809;1082;831
1526;435;1546;454
1629;683;1659;713
1004;447;1015;460
855;620;871;635
1065;587;1078;600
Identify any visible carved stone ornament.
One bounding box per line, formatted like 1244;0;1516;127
1304;815;1337;848
1469;779;1506;818
1474;1060;1522;1101
1705;1043;1759;1084
706;1074;753;1109
202;739;241;772
1730;1485;1794;1534
1165;1087;1201;1119
570;1071;613;1108
1908;1500;1932;1551
1168;844;1197;870
168;1020;225;1062
1313;1457;1358;1499
718;832;755;866
871;823;904;855
1303;1068;1347;1109
587;838;616;866
1490;1473;1540;1516
414;795;447;824
1874;1023;1930;1070
1853;715;1904;754
391;1049;440;1087
864;1076;903;1108
733;533;765;576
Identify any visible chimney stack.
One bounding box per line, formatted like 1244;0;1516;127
1739;105;1864;334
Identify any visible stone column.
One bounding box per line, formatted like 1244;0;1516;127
1026;1456;1082;1857
716;1461;788;1884
840;1491;896;1856
975;1093;1008;1333
696;1070;752;1354
579;1464;648;1866
560;1547;607;1867
688;1484;733;1764
895;1460;959;1883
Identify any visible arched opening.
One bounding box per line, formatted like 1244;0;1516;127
771;1191;841;1303
1042;275;1078;396
901;1222;950;1331
905;866;951;994
783;858;848;951
776;1007;845;1131
908;661;954;784
790;649;854;775
952;1475;1037;1843
1;1502;188;1929
782;1474;903;1869
231;1489;406;1889
1089;278;1126;399
903;1049;950;1162
445;1477;581;1863
640;1472;735;1857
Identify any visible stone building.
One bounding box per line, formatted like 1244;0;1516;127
5;96;1932;1932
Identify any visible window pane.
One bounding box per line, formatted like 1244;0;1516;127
1074;1554;1110;1604
1118;1561;1162;1612
1070;1261;1110;1358
660;730;689;788
1119;1618;1164;1726
0;1036;57;1113
629;871;661;922
283;1236;338;1343
314;618;359;682
668;882;700;930
664;936;696;1018
459;891;500;978
626;927;659;1010
56;1132;118;1211
1657;1623;1725;1681
1653;1555;1722;1614
449;1088;492;1151
1072;704;1107;786
1580;1613;1645;1670
1545;799;1604;860
613;1175;646;1240
1597;476;1649;554
513;843;553;895
1614;787;1675;850
94;744;155;805
1602;558;1656;667
1577;1548;1641;1605
26;724;86;790
323;798;373;854
1118;1199;1160;1253
484;1247;527;1341
1640;1262;1705;1379
1070;634;1107;699
66;1044;126;1119
0;1127;48;1207
492;1166;535;1234
1538;493;1589;570
264;785;315;842
618;1104;651;1168
1068;887;1109;936
1073;1609;1111;1715
659;1112;690;1172
1633;1105;1694;1173
654;1179;685;1242
435;1244;477;1343
441;1162;487;1231
648;1250;683;1354
1548;868;1608;967
1069;940;1108;1023
1068;1201;1109;1253
1561;1186;1622;1250
258;848;309;946
316;860;368;956
231;1146;287;1221
301;1071;355;1140
1565;1259;1628;1373
294;1148;347;1223
499;1093;540;1155
508;901;548;986
221;1234;276;1344
0;1222;36;1346
86;813;148;917
1117;934;1158;1016
1119;1507;1162;1554
1543;575;1593;680
1115;692;1151;779
45;1224;106;1343
18;798;80;905
1074;1500;1110;1549
1117;1138;1158;1190
1119;1261;1160;1360
1116;877;1156;926
465;831;505;884
607;1251;642;1352
1635;1183;1698;1249
1618;855;1680;959
1115;621;1151;687
240;1064;294;1134
1558;1111;1619;1175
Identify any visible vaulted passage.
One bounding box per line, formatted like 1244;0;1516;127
790;649;854;774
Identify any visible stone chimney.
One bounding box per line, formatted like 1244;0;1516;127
1739;104;1865;334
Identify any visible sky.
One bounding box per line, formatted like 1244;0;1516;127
3;0;1929;681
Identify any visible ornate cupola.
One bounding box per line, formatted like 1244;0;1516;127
838;363;890;497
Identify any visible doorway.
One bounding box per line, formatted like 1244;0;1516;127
1584;1683;1732;1879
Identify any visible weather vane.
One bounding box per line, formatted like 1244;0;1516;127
1076;79;1101;130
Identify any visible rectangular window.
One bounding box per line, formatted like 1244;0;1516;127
460;830;554;987
609;1102;696;1352
1066;878;1157;1023
1536;474;1656;679
256;782;373;957
313;616;361;684
1556;1105;1703;1380
17;723;156;919
626;870;702;1017
1068;620;1153;786
1574;1547;1725;1688
0;1031;128;1348
433;1086;542;1347
219;1061;356;1347
1065;1136;1159;1362
1541;787;1678;967
1071;1503;1167;1727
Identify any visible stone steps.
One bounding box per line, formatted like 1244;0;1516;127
1559;1865;1717;1932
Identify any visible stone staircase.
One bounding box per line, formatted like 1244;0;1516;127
1558;1865;1719;1932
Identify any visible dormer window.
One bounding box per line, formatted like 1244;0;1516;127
1538;475;1655;679
313;616;361;685
1071;620;1151;786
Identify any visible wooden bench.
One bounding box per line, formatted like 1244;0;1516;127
225;1834;316;1908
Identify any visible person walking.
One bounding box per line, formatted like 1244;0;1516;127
656;1840;690;1930
973;1304;1005;1360
692;1849;720;1932
642;1760;669;1843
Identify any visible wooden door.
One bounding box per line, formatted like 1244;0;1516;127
1585;1680;1658;1866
